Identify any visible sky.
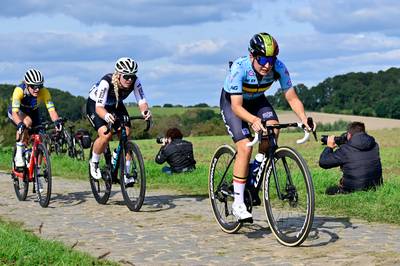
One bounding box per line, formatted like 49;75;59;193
0;0;399;106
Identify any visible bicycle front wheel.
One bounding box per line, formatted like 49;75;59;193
263;146;314;246
120;141;146;212
35;143;52;207
88;144;112;204
209;145;242;233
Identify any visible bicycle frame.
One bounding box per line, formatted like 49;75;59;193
108;125;129;180
216;121;314;201
246;121;315;201
104;115;151;181
12;131;45;182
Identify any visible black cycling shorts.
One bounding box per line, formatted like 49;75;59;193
86;98;131;131
220;89;278;143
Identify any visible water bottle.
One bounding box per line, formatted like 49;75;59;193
247;153;264;188
111;149;118;167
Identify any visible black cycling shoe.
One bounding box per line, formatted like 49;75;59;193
239;217;254;223
325;185;348;195
252;194;261;206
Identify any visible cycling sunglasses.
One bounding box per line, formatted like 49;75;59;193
256;56;276;66
30;84;43;91
122;74;135;81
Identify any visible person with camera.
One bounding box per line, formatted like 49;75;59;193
155;128;196;174
319;121;383;195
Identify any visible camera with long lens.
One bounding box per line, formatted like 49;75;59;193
320;132;348;146
156;136;167;144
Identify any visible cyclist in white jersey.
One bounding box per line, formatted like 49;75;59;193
87;57;152;180
220;33;311;221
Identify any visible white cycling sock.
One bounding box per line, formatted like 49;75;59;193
125;160;131;173
233;181;245;205
91;152;100;163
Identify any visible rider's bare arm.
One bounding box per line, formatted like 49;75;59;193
284;88;309;128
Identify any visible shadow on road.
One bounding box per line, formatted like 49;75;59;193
140;194;207;213
303;216;355;247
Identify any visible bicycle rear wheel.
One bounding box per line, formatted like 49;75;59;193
11;146;29;201
120;141;146;212
74;139;85;161
263;146;314;246
35;143;52;207
209;145;242;233
88;143;112;204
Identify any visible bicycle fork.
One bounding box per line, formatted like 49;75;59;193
269;156;298;203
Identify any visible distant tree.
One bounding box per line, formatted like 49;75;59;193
193;103;209;108
163;103;173;108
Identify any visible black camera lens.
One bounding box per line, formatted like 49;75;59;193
320;135;328;145
156;137;163;144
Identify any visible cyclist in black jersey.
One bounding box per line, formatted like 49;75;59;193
86;57;152;180
221;33;312;221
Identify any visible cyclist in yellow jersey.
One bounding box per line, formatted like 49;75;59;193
8;69;63;168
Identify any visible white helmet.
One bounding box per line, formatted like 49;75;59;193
115;57;138;75
24;69;44;85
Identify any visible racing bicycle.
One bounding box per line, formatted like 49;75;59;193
88;114;150;211
11;123;52;207
209;119;316;246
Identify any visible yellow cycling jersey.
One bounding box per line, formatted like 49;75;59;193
11;83;55;113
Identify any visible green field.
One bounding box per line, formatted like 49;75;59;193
0;218;116;265
1;128;399;224
126;106;220;117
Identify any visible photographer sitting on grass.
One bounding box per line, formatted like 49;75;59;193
155;127;196;174
319;121;383;195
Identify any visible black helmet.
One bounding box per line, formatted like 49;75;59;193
248;32;279;57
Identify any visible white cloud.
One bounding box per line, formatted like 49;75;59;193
287;0;400;35
0;0;255;27
0;32;172;61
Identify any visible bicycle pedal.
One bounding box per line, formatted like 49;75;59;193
14;167;25;173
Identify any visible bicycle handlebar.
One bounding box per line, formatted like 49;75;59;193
104;114;152;135
246;118;317;147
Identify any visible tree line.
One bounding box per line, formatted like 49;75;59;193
267;67;400;119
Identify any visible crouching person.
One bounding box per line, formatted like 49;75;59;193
155;128;196;174
319;121;383;195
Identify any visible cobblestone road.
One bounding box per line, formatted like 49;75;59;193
0;172;399;265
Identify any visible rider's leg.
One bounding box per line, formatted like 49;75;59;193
13;113;32;168
92;126;112;162
232;138;253;220
123;126;132;173
90;126;112;179
233;138;252;204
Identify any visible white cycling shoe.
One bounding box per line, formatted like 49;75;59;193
232;202;253;222
124;175;135;187
89;160;102;180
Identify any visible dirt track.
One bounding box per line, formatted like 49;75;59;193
1;172;400;265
